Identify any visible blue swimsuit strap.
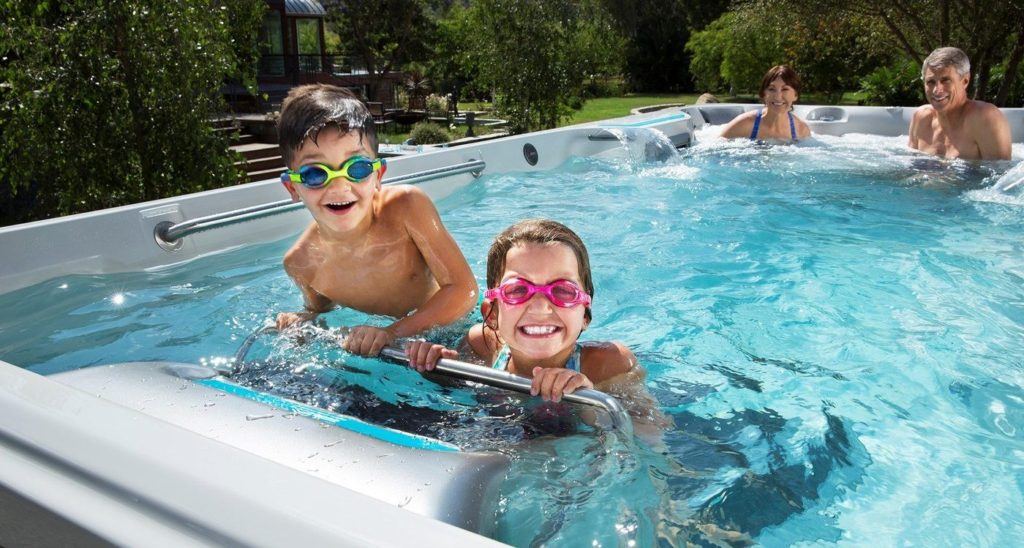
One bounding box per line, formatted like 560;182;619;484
491;343;582;373
750;110;799;142
749;110;762;141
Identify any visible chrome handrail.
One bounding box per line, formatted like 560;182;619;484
231;324;633;433
377;347;633;433
382;158;486;185
156;200;304;244
154;158;486;247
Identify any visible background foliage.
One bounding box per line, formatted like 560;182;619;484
458;0;623;133
3;0;1022;225
321;0;436;101
600;0;729;93
0;0;265;226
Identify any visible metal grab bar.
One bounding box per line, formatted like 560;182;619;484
383;158;486;185
232;324;633;433
154;158;486;247
377;347;633;432
156;199;304;245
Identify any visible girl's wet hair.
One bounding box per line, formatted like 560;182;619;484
277;84;378;166
759;65;802;99
486;219;594;321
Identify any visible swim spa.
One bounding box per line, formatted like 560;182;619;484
1;104;1024;546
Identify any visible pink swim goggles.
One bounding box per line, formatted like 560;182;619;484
484;278;591;308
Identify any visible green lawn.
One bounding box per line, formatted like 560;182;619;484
379;122;503;146
459;91;868;129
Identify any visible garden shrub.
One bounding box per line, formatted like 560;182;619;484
859;60;925;106
410;121;452;144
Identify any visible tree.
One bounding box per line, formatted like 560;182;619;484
740;0;1024;105
464;0;623;133
687;7;886;102
0;0;265;226
428;3;481;114
600;0;730;92
321;0;436;102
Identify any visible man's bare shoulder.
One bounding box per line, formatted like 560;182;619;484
966;99;1007;123
912;104;937;121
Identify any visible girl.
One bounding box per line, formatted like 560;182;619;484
405;219;647;404
719;65;812;142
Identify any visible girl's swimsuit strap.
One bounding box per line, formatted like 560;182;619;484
491;343;583;373
788;111;797;141
491;344;512;370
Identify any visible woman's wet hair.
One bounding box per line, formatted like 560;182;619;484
759;65;802;99
277;84;378;166
486;219;593;322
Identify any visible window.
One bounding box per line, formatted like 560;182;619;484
296;19;322;73
258;12;284;76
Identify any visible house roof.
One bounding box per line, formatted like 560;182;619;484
284;0;326;16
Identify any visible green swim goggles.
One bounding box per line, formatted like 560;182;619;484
281;156;386;189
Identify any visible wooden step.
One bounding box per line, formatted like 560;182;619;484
230;142;281;160
235;154;285;172
244;167;288;182
232;133;258;146
210;117;238;129
213;125;240;137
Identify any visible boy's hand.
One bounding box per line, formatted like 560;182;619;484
404;340;458;372
276;311;317;330
531;367;594;403
342;325;396;357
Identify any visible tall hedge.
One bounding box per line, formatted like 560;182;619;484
0;0;264;226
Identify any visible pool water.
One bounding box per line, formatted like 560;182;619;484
1;131;1023;545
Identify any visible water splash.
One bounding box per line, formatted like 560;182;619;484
991;161;1024;193
600;127;679;168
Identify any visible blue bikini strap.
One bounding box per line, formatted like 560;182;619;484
788;111;797;141
491;343;583;373
749;110;762;141
491;344;512;370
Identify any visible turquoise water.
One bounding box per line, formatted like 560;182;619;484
1;131;1023;545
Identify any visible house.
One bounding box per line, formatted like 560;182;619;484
227;0;402;111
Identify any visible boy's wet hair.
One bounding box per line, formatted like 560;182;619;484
759;65;802;99
486;219;594;321
278;84;378;166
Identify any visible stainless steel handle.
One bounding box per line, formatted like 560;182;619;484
377;347;633;432
155;159;486;246
232;325;633;432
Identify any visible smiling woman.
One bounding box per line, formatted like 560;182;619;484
718;65;812;142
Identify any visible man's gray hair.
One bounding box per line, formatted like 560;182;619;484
922;47;971;79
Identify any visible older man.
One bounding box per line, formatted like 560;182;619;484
908;47;1011;160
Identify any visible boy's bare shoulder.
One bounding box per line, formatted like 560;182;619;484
282;225;319;278
378;184;433;213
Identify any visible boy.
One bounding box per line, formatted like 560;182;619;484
275;84;477;356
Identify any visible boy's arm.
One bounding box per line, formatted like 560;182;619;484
277;251;334;329
387;186;478;338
